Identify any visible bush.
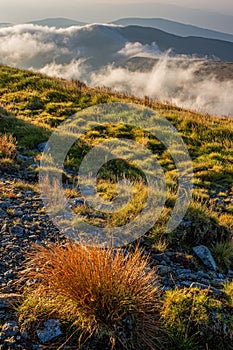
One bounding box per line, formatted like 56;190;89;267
18;242;164;349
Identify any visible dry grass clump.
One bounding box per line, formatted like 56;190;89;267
18;242;164;349
0;133;17;159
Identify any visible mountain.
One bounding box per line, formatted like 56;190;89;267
0;23;11;27
112;3;233;34
0;23;233;75
112;18;233;43
28;17;87;28
116;26;233;62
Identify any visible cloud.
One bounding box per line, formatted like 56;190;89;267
91;58;233;116
0;23;232;116
118;42;162;58
39;59;88;81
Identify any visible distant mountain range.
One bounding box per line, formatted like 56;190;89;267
2;17;233;44
116;26;233;62
0;22;233;67
28;18;87;28
112;18;233;43
0;23;11;27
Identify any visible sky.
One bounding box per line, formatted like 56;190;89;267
1;0;233;33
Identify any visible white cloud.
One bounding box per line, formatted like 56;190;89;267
0;23;232;116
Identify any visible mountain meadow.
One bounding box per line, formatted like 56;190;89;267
0;64;233;349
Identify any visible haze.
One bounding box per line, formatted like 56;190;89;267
1;0;233;34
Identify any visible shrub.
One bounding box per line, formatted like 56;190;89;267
18;242;164;349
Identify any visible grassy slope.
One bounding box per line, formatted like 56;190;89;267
0;65;233;349
0;64;232;260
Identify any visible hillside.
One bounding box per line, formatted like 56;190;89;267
0;65;233;349
112;17;233;42
117;25;233;62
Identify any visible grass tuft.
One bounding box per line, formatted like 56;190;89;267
18;242;164;349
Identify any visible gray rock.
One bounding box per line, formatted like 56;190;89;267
88;213;105;220
197;270;211;280
10;225;24;237
0;208;8;219
36;319;62;344
21;215;34;222
13;209;23;217
0;201;8;209
156;265;172;276
17;154;32;162
176;268;191;275
1;321;19;337
193;245;218;271
37;142;48;153
70;197;85;206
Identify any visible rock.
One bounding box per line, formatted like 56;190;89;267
17;154;32;162
193;245;218;271
70;197;85;207
1;321;19;337
37;142;48;153
88;213;105;220
13;209;23;217
0;208;8;219
10;225;24;237
36;319;62;344
21;214;34;222
156;265;172;276
0;294;21;309
0;201;8;209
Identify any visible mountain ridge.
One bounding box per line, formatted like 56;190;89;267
112;17;233;43
27;17;87;28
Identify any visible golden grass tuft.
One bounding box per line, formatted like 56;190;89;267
0;133;17;159
18;242;164;349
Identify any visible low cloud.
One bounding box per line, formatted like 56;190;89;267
91;58;233;116
118;42;162;58
0;24;232;116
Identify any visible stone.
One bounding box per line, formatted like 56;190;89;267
21;214;34;222
0;208;8;219
193;245;218;271
36;319;62;344
156;265;172;276
13;209;23;217
1;321;19;337
0;201;8;209
0;294;21;310
10;225;24;237
70;197;85;206
37;142;48;153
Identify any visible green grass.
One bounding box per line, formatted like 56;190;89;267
1;64;232;349
161;287;233;349
0;64;232;252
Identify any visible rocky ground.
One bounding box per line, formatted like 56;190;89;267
0;151;233;349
